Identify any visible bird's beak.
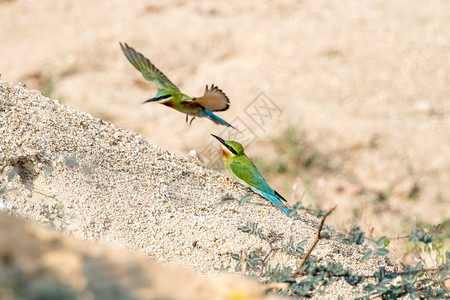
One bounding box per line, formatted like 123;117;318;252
142;94;172;104
143;98;158;104
211;134;227;146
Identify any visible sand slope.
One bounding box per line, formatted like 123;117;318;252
0;0;448;236
1;80;393;298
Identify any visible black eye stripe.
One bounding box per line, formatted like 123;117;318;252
226;145;237;155
155;94;171;100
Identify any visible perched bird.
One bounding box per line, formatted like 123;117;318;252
211;134;291;216
120;42;234;128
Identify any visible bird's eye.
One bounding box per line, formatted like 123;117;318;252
227;146;234;151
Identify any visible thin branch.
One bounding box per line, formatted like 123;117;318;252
260;240;278;276
241;249;247;274
388;235;410;240
316;265;445;282
264;282;290;292
291;204;337;277
31;188;55;199
394;266;445;276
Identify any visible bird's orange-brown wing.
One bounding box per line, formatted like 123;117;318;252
194;84;230;112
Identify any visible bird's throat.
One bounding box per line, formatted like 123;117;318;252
222;148;233;158
160;100;173;107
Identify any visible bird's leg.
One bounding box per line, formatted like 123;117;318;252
189;116;196;126
185;114;189;124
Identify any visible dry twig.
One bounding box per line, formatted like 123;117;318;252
264;282;290;292
241;249;247;274
291;204;337;277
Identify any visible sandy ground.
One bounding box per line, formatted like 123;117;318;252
0;80;395;298
0;213;274;300
0;0;449;266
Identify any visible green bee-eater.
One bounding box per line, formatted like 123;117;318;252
120;42;234;128
211;134;290;216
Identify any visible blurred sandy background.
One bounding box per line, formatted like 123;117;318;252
1;0;449;238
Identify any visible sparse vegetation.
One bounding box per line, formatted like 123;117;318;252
221;198;450;299
255;123;450;255
42;203;64;221
259;125;334;177
2;267;77;300
43;162;54;178
41;73;54;99
64;156;78;168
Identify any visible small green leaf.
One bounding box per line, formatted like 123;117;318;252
220;193;236;204
375;284;388;293
7;165;19;181
375;236;387;246
292;201;305;210
257;228;264;239
234;262;241;272
409;291;418;300
313;209;326;218
299;264;308;273
239;226;250;233
296;240;306;254
391;285;404;296
247;260;253;268
321;231;330;239
274;263;280;273
362;250;374;261
312;274;323;287
287;208;297;217
251;222;257;233
376;248;390;256
238;194;252;207
439;272;448;283
230;253;240;261
64;156;78;168
421;233;433;243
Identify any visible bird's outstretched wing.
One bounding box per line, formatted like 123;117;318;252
194;84;230;112
120;42;179;91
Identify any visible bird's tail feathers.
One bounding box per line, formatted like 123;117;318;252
257;189;290;216
204;109;235;129
274;190;287;202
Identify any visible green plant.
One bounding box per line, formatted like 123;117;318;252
64;156;78;168
41;73;54;98
259;125;333;177
43;162;54;178
42;203;64;221
410;222;450;272
224;202;450;298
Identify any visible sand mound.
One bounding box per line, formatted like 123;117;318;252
0;80;393;298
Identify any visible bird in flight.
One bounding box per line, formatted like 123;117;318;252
120;42;234;128
211;134;291;216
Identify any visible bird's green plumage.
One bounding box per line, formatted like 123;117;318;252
212;135;290;216
120;43;179;92
228;158;272;192
120;42;234;128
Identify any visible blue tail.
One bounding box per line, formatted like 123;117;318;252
254;189;290;216
204;109;235;129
